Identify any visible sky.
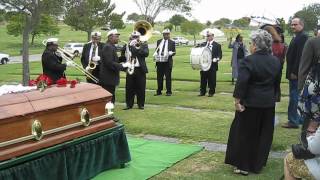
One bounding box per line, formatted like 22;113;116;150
112;0;319;23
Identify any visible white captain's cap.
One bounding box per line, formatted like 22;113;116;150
46;38;59;45
107;29;120;37
91;31;101;37
131;31;141;37
162;29;171;34
206;30;214;36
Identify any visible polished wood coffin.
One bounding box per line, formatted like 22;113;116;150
0;83;116;161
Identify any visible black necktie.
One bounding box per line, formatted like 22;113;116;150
161;40;166;55
91;44;97;60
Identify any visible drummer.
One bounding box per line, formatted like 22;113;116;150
198;31;222;97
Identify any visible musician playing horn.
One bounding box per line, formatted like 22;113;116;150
42;38;74;83
154;29;176;96
198;31;222;97
100;29;130;103
80;31;104;84
120;31;149;110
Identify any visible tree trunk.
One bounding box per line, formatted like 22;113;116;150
193;34;196;46
31;33;35;45
87;31;91;42
22;15;32;86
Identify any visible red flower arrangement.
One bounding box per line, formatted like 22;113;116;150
29;75;79;92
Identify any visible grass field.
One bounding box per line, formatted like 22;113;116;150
0;24;299;179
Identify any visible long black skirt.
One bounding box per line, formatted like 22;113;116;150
225;107;275;173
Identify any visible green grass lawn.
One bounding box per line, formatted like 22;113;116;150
0;24;298;179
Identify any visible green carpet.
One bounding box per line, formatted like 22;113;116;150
93;137;203;180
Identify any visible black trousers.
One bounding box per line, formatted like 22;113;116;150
125;67;146;108
156;62;172;94
101;84;116;103
200;67;216;95
225;107;275;173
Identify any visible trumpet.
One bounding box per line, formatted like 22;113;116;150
42;39;99;83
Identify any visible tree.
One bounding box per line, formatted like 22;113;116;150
164;23;173;31
181;20;204;46
213;18;231;28
127;12;144;22
0;9;5;24
133;0;201;26
7;14;59;45
169;14;187;31
232;17;250;28
294;3;319;31
0;0;65;86
206;20;211;27
276;17;286;33
64;0;117;41
109;12;126;29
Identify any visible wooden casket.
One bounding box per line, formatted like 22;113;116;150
0;83;117;162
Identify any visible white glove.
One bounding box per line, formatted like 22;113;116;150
129;40;138;46
66;61;75;67
122;62;131;68
168;51;174;56
212;58;220;62
92;56;100;62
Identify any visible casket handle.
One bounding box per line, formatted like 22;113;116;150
32;120;43;141
80;108;91;127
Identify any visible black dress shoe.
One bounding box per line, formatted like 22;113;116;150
166;93;172;96
198;94;205;96
154;93;162;96
208;94;214;97
281;122;299;129
138;106;144;110
123;107;132;110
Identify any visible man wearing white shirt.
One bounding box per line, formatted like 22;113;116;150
154;29;176;96
81;31;104;84
198;31;222;97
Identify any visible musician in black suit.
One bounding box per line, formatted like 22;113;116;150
198;31;222;97
120;31;149;110
80;31;104;84
282;17;308;129
99;29;130;103
154;29;176;96
42;38;74;83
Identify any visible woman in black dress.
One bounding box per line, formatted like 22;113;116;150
225;29;281;175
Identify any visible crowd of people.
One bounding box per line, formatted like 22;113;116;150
40;17;320;179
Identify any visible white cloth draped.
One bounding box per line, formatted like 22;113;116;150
0;84;36;96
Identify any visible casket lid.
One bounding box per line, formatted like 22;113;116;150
0;83;111;120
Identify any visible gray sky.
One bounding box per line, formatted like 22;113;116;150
113;0;318;23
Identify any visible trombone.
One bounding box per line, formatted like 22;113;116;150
42;39;99;83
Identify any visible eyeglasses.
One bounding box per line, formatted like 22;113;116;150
291;24;299;26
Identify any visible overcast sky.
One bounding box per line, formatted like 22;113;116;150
112;0;318;23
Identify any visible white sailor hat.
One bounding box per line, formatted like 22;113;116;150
91;31;101;37
206;30;214;36
131;31;141;37
46;38;58;45
162;29;171;34
107;29;120;37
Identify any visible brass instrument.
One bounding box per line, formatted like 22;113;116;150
123;20;153;75
85;43;98;73
42;39;99;83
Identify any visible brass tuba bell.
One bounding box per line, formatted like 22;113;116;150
134;20;153;42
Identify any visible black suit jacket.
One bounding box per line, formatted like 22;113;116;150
42;49;66;83
286;31;308;79
99;42;124;86
198;41;222;71
120;43;149;73
80;42;104;69
155;39;176;68
234;50;281;108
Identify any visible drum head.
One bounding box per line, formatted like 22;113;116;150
200;48;212;71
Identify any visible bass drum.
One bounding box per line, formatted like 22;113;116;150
190;47;212;71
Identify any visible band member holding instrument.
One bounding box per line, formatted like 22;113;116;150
81;31;104;84
42;38;74;83
154;29;176;96
100;29;130;103
120;31;149;110
198;31;222;97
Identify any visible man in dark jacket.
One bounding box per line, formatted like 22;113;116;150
81;31;104;84
198;31;222;97
154;29;176;96
282;17;308;129
121;31;149;110
42;38;73;83
99;29;130;103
